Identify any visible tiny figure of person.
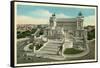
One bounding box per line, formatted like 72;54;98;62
57;45;63;55
57;35;65;55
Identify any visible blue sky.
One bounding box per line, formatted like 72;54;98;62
16;4;96;26
17;5;95;18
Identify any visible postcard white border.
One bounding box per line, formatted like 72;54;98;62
13;1;97;67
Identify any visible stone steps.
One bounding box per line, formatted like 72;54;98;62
38;43;59;54
41;48;58;52
45;43;61;46
36;40;65;60
36;42;61;55
43;44;60;49
43;46;58;49
37;51;57;55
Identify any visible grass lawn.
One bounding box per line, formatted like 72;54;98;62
64;48;84;54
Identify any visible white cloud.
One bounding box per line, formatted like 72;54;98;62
31;9;52;18
84;15;96;26
16;16;49;24
31;9;71;18
16;9;73;24
56;13;71;18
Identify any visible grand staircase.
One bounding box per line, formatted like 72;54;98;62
36;40;65;60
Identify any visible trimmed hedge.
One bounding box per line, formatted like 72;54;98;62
64;48;83;54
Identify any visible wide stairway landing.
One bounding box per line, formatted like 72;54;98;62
36;40;65;60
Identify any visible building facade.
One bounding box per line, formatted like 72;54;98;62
45;12;87;50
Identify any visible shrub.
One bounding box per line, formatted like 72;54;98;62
36;44;43;50
87;29;95;40
64;48;83;54
29;45;34;50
